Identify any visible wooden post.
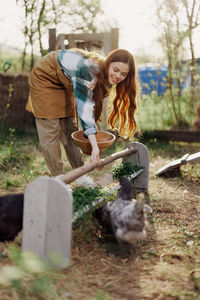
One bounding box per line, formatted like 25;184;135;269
103;28;119;55
103;31;111;55
22;176;73;269
49;28;57;52
110;28;119;51
57;34;66;50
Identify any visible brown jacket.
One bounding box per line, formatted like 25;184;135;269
26;50;76;118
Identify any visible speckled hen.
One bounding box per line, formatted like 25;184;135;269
95;177;152;245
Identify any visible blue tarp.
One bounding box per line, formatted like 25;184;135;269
138;59;200;96
138;64;168;96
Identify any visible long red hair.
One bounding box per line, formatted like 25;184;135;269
71;48;139;138
95;49;139;138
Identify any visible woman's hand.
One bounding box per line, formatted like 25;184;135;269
91;145;100;162
88;133;100;162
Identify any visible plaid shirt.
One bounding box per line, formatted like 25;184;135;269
57;49;99;137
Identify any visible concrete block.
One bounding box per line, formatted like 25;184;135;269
22;176;73;269
123;142;149;193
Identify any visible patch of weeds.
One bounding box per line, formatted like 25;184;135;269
73;213;98;243
72;186;117;243
92;290;109;300
183;292;200;300
153;216;158;223
0;245;65;300
141;253;149;260
0;145;31;173
3;178;21;189
173;218;182;226
0;172;27;190
0;129;32;173
182;165;200;182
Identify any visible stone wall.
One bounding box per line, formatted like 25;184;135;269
0;72;35;132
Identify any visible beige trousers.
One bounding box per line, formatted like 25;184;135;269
36;117;84;176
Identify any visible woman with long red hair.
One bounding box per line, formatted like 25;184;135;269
26;48;139;184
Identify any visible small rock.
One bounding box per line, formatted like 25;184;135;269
186;240;194;247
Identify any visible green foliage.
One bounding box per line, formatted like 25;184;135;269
0;246;63;299
13;0;108;70
0;129;39;190
72;162;144;220
0;129;31;173
92;290;109;300
136;91;198;131
0;50;32;72
111;161;143;179
65;0;105;33
72;186;105;214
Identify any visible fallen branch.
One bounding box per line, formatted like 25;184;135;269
60;146;137;184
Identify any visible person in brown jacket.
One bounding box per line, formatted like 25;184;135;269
26;48;139;184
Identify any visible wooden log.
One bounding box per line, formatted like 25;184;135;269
48;28;56;51
60;146;137;184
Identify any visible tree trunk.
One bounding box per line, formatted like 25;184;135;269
38;0;46;56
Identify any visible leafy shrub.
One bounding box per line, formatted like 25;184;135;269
72;186;105;214
111;161;143;179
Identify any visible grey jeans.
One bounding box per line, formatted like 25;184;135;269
36;117;84;176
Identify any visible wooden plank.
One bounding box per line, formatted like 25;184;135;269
48;28;56;51
65;32;104;41
156;152;200;176
186;152;200;163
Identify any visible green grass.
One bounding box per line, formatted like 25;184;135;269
136;92;198;131
0;128;199;192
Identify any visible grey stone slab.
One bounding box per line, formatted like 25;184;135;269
123;142;149;192
22;176;73;269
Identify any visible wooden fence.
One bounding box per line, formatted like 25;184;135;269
0;72;35;131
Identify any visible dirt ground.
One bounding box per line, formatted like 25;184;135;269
0;140;200;300
60;155;200;300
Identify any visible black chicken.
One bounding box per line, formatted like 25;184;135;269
0;193;24;242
